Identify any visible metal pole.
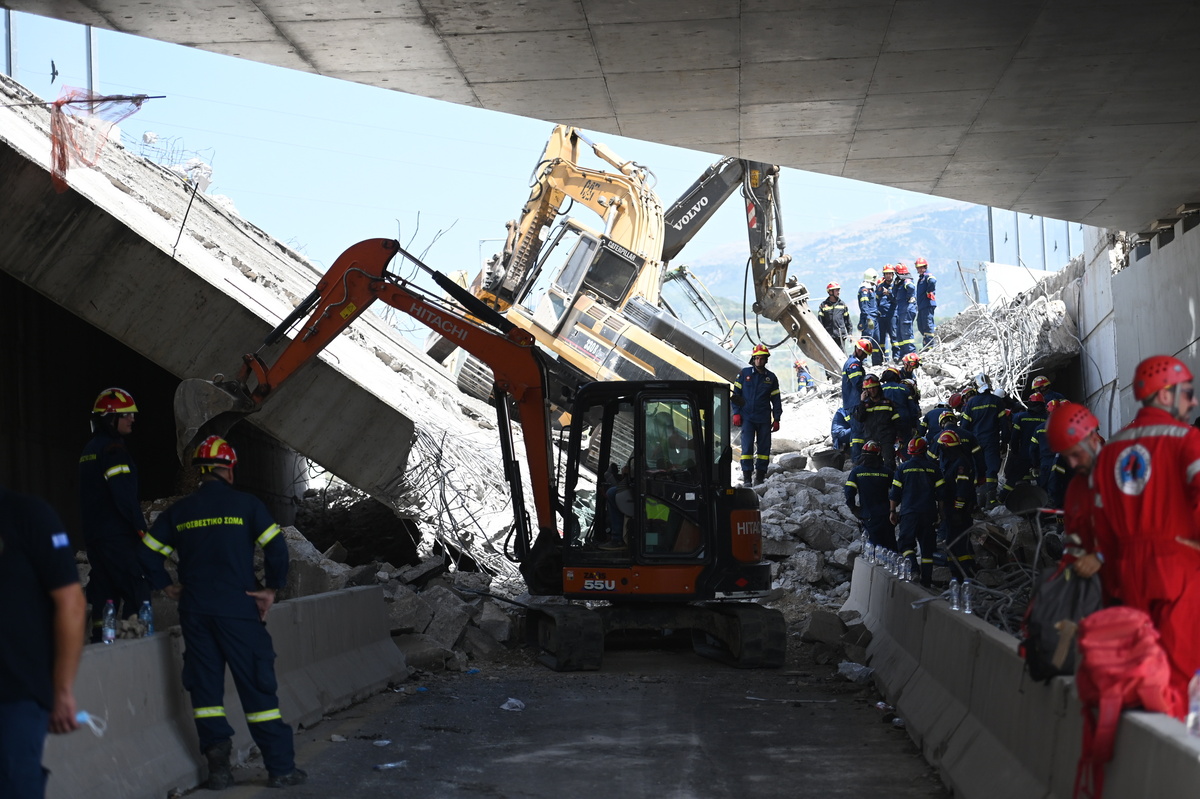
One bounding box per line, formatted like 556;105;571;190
987;206;995;263
85;24;98;95
4;9;16;78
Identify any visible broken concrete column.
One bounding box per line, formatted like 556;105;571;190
421;585;473;650
475;602;515;644
387;585;434;634
799;609;846;645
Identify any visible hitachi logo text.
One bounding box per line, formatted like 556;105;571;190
409;303;468;341
736;520;760;537
670;197;709;230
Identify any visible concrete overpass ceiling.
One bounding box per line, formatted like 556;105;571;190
6;1;1200;230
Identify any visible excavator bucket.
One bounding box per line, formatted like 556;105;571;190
173;378;257;462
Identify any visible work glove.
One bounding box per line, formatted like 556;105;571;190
771;420;780;433
732;414;742;427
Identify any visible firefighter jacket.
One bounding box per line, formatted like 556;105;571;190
853;396;900;451
857;282;877;332
890;453;944;515
875;278;895;320
892;277;917;316
818;295;851;339
921;405;951;438
141;479;289;620
881;381;920;434
845;459;893;520
916;272;937;311
938;449;977;512
1008;406;1047;464
961;390;1003;445
79;430;147;545
841;355;866;413
831;408;855;450
733;365;783;424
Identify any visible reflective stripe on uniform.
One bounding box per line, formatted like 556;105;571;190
257;524;282;547
1187;459;1200;483
142;532;175;557
104;464;132;480
1110;424;1189;442
193;706;226;719
246;708;283;724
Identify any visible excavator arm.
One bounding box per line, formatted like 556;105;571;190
174;238;563;592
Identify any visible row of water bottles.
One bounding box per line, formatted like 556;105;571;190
861;533;913;582
947;578;975;615
100;599;155;644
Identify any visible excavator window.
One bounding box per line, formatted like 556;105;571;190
639;398;704;557
517;224;597;334
581;240;642;306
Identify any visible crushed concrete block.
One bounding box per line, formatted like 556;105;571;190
278;527;349;599
452;571;492;595
422;586;472;649
843;644;869;666
460;626;505;660
346;563;382;587
828;547;854;569
475;602;514;643
392;633;452;672
445;650;470;672
788;550;825;583
794;512;837;552
395;556;446;586
763;538;798;559
842;622;873;649
799;609;846;645
837;608;862;625
775;452;808;471
322;542;348;563
387;586;434;634
793;471;827;492
810;450;847;470
811;642;839;665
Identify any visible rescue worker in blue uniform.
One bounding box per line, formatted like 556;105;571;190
853;375;899;469
998;392;1048;503
960;373;1004;506
856;269;883;366
1031;375;1066;404
817;282;852;352
732;344;783;486
921;401;952;441
875;265;896;360
831;407;855;452
78;387;152;643
936;431;977;579
899;352;921;382
880;367;919;444
840;338;873;414
892;263;918;359
890;438;945;587
793;359;816;393
139;436;306;790
914;257;937;348
845;440;897;551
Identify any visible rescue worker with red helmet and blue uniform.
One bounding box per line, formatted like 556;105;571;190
733;345;783;486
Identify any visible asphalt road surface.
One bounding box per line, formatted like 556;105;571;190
208;634;948;799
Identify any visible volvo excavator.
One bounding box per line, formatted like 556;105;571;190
429;126;844;410
174;238;787;670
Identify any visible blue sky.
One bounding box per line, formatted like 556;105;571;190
5;10;956;280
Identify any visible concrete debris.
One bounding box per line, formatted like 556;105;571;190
798;610;846;646
837;661;875;685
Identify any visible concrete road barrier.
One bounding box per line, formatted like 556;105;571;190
851;562;1200;799
44;586;406;799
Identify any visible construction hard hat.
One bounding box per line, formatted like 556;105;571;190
1028;392;1045;404
861;440;882;455
92;387;138;415
939;411;958;426
750;344;771;362
881;367;901;382
863;374;881;389
855;338;874;354
936;430;961;448
1031;375;1051;391
1046;402;1099;454
1046;398;1068;411
862;268;878;282
826;282;841;292
192;435;238;469
915;257;929;268
948;392;964;409
882;264;895;274
1133;355;1193;400
975;372;991;392
907;437;927;456
894;263;910;276
901;353;921;368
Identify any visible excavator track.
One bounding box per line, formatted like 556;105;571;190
689;603;788;669
525;605;605;671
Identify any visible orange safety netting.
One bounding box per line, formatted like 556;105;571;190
49;86;149;193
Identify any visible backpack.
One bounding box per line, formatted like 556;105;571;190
1072;606;1178;799
1020;564;1103;682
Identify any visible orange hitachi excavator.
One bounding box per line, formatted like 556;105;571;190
174;238;785;670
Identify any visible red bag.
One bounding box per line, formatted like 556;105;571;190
1072;607;1178;799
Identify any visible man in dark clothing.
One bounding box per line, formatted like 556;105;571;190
880;368;919;444
999;392;1048;503
853;375;899;469
845;441;897;551
857;269;883;366
140;436;306;790
831;407;855;452
840;338;873;414
79;387;152;643
890;437;944;586
0;485;85;799
915;258;937;348
876;265;896;359
817;282;852;352
732;344;784;486
1031;374;1066;404
936;431;977;578
961;374;1004;506
892;263;918;359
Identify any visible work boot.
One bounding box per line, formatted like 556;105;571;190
203;740;234;790
267;769;308;789
741;473;753;487
753;471;767;486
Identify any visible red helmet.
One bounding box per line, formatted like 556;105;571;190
92;387;137;415
939;411;958;427
1046;402;1099;453
948;392;964;409
826;282;841;292
1046;398;1068;411
863;374;881;389
915;257;928;269
861;440;881;455
855;338;874;354
882;264;895;274
907;437;927;456
750;344;771;362
881;367;901;382
1133;355;1193;400
936;430;961;448
1031;375;1051;390
901;353;920;368
193;435;238;469
894;264;910;276
1028;392;1045;404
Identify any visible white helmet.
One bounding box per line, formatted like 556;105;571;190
975;372;991;392
862;268;878;283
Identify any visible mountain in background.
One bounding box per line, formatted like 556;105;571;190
685;202;991;333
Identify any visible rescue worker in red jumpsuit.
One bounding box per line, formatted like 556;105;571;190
1089;355;1200;717
1045;401;1110;597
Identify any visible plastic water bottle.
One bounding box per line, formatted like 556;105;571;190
101;600;117;644
1187;671;1200;737
962;580;974;615
138;600;154;636
901;558;913;582
866;543;876;565
948;579;961;611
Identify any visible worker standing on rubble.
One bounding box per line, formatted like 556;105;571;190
890;438;945;587
139;436;306;790
840;338;873;414
876;266;896;361
899;352;921;382
845;441;897;551
857;269;883;366
892;263;918;359
915;258;937;349
1035;398;1071;507
1044;401;1106;587
0;483;85;799
732;345;783;486
998;392;1047;504
853;375;899;469
1088;355;1200;712
793;359;816;393
961;374;1004;507
1031;375;1066;404
935;431;978;578
880;368;919;444
78;387;152;643
817;282;852;352
831;407;856;454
